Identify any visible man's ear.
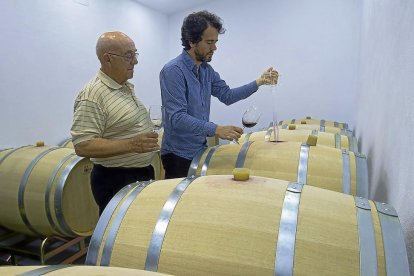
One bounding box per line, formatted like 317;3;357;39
103;53;111;62
189;41;196;49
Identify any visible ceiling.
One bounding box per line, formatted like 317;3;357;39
133;0;216;15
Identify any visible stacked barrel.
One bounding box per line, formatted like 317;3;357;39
84;117;410;275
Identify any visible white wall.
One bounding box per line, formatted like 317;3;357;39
167;0;362;131
0;0;168;148
356;0;414;273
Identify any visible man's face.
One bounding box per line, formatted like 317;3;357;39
191;25;219;63
109;39;138;84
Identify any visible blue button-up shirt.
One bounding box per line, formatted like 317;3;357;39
160;50;259;159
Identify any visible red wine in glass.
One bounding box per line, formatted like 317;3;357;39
242;106;261;130
232;106;261;144
242;121;258;128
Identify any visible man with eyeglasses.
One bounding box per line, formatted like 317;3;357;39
71;31;159;215
160;11;278;179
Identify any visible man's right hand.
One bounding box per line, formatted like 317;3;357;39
129;132;160;153
215;125;243;141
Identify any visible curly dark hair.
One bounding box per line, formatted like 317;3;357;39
181;11;226;50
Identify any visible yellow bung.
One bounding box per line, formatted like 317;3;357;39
306;134;318;146
288;124;296;130
232;168;250;181
35;141;45;147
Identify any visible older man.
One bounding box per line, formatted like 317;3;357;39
71;31;159;215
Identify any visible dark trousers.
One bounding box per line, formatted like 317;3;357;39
161;153;192;179
91;164;154;215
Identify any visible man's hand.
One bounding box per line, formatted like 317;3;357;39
129;132;160;153
215;125;243;141
256;67;279;86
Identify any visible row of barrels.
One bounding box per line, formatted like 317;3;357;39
189;117;366;197
84;117;409;275
0;117;410;275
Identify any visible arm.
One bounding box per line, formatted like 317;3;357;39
74;134;159;158
160;66;216;137
212;67;279;105
211;71;258;106
71;100;159;158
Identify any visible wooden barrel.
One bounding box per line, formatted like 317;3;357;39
59;138;165;181
85;175;409;276
59;131;219;181
0;145;99;237
188;141;368;197
279;117;349;129
240;127;358;152
276;121;353;136
58;138;74;149
0;148;14;158
0;265;171;275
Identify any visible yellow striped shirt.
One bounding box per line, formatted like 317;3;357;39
71;70;154;167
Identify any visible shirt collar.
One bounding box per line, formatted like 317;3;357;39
97;70;134;90
182;50;207;76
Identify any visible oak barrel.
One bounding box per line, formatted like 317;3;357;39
0;265;171;275
59;130;220;181
279;117;349;129
85;175;409;276
276;121;353;136
59;138;165;180
240;127;358;152
0;145;99;237
188;141;368;197
58;138;74;149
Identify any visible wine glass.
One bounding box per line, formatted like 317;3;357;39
149;105;163;133
242;106;262;129
233;106;262;144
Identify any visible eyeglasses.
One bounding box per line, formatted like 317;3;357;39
107;52;139;61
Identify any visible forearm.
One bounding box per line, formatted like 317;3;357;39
214;81;258;105
74;138;132;158
171;111;216;137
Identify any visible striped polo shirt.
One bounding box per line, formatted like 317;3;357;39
71;70;154;168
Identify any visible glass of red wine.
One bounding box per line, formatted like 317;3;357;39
233;106;262;144
242;106;261;129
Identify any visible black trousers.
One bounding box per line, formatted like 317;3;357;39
161;153;192;179
91;164;154;215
